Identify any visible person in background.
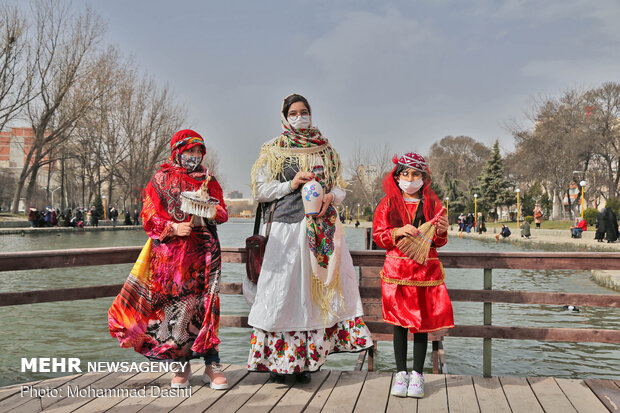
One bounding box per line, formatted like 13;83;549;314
124;209;132;225
133;208;140;225
457;213;465;232
533;204;544;229
464;213;474;233
520;220;531;239
570;217;587;238
604;207;618;243
110;206;118;228
90;206;99;227
495;224;511;241
28;207;37;227
595;208;606;242
476;212;486;234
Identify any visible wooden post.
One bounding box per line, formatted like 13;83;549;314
483;268;492;377
432;340;439;373
367;343;376;371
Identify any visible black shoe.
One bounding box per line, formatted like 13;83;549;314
295;371;311;384
269;371;286;383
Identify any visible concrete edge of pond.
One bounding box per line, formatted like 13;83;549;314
0;225;144;235
454;229;620;292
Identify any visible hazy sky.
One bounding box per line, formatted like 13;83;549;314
83;0;620;195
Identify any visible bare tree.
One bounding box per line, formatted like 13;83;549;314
0;3;30;132
113;72;185;210
428;135;491;198
584;82;620;199
510;91;590;219
11;1;107;212
344;143;393;217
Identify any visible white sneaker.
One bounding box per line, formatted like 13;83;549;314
407;371;424;398
391;371;409;397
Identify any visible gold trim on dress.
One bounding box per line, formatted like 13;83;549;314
380;265;446;287
386;254;438;260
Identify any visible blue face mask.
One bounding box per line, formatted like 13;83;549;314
180;154;202;171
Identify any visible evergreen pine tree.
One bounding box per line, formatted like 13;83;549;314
475;141;512;220
94;195;105;220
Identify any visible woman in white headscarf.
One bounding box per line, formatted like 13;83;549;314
247;94;372;383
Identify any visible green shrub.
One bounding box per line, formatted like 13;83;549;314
524;215;534;224
605;198;620;217
583;208;599;226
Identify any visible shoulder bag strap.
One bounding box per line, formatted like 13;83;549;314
253;203;263;235
264;201;277;237
253;201;278;236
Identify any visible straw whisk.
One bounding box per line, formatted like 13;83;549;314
396;207;446;265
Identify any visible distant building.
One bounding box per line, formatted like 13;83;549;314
356;164;379;192
0;127;59;210
224;197;256;217
227;190;243;199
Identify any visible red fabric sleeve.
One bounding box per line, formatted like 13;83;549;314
432;202;448;248
141;190;174;241
373;197;397;249
208;178;228;224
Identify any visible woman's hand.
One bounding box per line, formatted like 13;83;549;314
396;224;419;238
436;214;448;234
317;193;334;218
172;221;193;237
290;171;315;190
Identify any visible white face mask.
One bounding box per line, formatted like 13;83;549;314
398;179;423;194
288;115;311;129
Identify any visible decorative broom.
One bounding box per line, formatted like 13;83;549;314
396;207;446;265
180;173;219;223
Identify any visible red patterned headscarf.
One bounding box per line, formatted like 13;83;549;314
141;129;214;223
168;129;206;164
381;152;442;226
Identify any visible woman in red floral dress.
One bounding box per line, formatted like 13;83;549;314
109;129;229;389
373;152;452;398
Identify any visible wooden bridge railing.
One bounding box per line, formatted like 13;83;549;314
1;247;619;377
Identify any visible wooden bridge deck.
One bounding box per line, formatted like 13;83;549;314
1;364;618;412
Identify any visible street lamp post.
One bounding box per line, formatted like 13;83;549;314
474;194;478;226
345;205;348;222
516;188;521;229
445;197;449;224
102;195;107;220
580;180;586;218
50;187;61;209
357;203;360;222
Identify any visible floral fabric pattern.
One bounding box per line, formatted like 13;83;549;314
306;206;337;269
247;317;372;374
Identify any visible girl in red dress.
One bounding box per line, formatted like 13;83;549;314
372;152;453;398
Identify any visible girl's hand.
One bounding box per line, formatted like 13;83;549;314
397;224;418;238
317;193;334;218
436;214;448;234
172;221;193;236
290;171;315;190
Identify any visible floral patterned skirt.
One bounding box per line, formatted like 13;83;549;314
247;316;373;374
